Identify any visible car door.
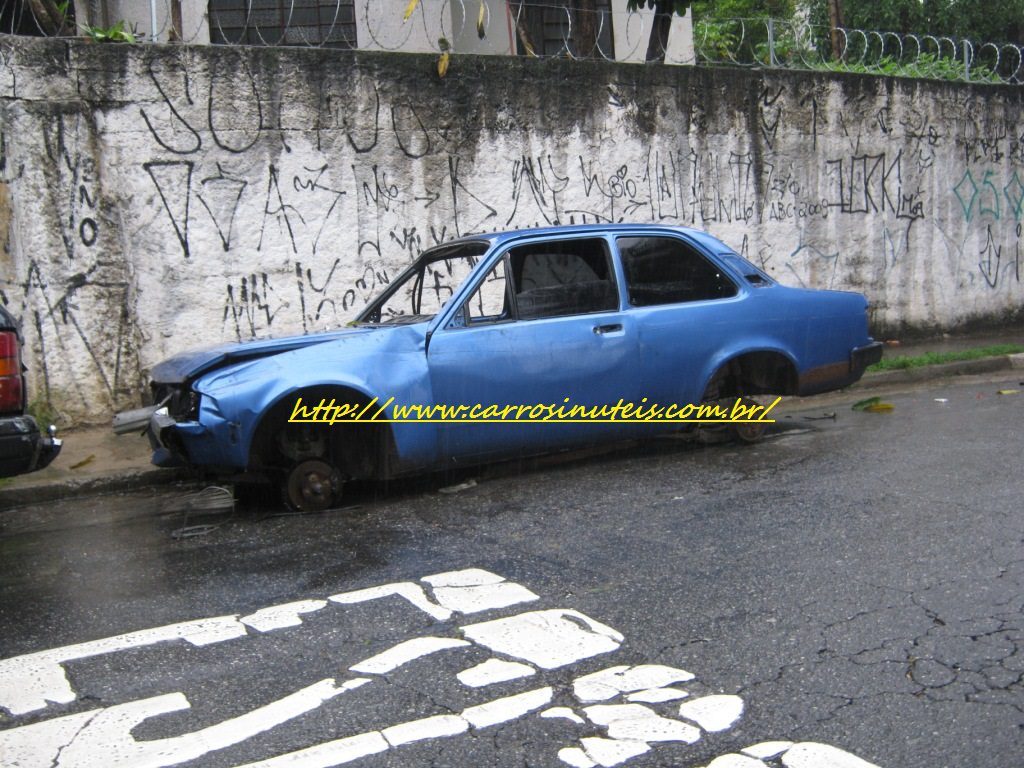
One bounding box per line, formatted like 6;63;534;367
427;236;642;463
613;234;746;407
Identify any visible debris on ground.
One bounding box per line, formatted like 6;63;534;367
852;396;894;413
70;454;95;470
997;389;1020;395
865;402;894;412
802;412;837;421
439;479;478;495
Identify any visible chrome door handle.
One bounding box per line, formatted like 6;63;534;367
593;323;623;335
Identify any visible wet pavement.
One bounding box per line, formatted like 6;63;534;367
1;373;1023;767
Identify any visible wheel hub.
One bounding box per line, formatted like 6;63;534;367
286;459;340;512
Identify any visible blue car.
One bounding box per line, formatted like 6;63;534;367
115;225;881;510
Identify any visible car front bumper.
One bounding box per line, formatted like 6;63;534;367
114;401;245;472
0;416;62;478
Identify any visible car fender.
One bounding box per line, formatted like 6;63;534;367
194;326;441;473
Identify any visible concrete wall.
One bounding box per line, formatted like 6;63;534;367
0;37;1022;424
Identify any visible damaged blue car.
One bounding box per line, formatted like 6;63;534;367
114;224;882;510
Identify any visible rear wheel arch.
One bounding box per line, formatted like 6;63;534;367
700;350;799;401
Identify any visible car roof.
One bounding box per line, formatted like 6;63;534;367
442;223;728;250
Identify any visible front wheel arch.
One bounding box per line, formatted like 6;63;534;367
248;385;396;483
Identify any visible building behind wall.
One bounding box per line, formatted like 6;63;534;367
51;1;693;63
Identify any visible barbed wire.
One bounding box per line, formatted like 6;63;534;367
1;2;1020;84
694;17;1023;85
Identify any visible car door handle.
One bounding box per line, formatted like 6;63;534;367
593;323;623;335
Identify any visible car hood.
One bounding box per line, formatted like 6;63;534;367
150;326;379;384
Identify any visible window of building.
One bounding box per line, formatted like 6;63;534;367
209;0;356;48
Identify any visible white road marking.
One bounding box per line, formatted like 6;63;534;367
349;637;469;674
0;616;247;715
235;732;390;768
328;582;451;621
381;714;468;746
742;741;794;759
781;742;881;768
583;703;701;743
0;709;98;768
0;678;370;768
705;755;766;768
461;687;553;728
558;746;599;768
423;569;540;614
572;665;696;703
230;688;554;768
421;568;505;587
625;687;689;703
0;568;886;768
457;658;536;687
241;600;329;632
462;609;623;669
578;736;651;767
542;707;586;724
701;742;881;768
677;695;745;732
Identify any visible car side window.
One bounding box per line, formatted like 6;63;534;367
507;238;619;320
617;236;738;306
448;258;512;329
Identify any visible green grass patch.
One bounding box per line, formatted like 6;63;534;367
868;343;1024;372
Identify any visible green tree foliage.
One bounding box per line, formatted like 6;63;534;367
801;0;1024;43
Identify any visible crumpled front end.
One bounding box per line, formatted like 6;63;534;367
114;380;246;472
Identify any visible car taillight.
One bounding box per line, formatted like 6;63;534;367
0;331;25;414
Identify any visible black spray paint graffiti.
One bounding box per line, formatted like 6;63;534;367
258;164;304;255
145;160;193;258
224;273;284;341
197;163;247;252
39;114;103;262
6;260;134;409
978;224;1022;289
824;151;925;222
140;55;268;156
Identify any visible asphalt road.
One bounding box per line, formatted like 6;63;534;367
1;373;1022;768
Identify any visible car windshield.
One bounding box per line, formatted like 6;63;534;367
356;241;491;325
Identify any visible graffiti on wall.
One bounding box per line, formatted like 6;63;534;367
0;41;1021;421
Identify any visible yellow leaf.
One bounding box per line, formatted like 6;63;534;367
864;403;894;412
437;51;450;77
403;0;420;22
477;0;486;38
997;389;1020;395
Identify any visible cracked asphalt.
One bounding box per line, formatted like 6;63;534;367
0;373;1022;767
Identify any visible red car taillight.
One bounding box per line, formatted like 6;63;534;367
0;330;25;414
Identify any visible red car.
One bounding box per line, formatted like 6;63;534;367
0;305;61;478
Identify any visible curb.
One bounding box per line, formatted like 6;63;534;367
0;467;187;508
855;353;1019;389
